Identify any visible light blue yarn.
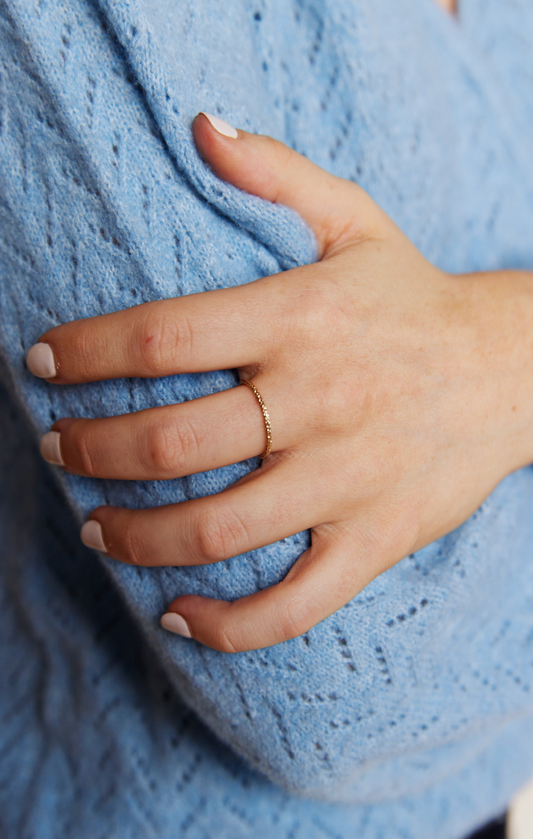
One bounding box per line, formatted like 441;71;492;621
1;1;533;837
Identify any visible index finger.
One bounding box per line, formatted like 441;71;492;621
26;275;288;384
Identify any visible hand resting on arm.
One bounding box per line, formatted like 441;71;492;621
27;113;533;652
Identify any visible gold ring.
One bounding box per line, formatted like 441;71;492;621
240;379;273;459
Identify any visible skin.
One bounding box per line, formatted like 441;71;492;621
32;114;533;653
435;0;457;13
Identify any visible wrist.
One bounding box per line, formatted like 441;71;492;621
456;268;533;476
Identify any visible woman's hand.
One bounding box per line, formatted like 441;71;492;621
27;113;533;652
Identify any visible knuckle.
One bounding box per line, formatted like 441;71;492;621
122;523;148;567
272;140;296;179
211;621;240;654
144;416;200;476
196;506;249;563
291;286;331;338
77;428;97;477
312;377;366;433
134;307;194;376
287;283;353;350
278;594;313;642
65;329;97;381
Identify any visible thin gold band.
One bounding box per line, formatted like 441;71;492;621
240;379;273;459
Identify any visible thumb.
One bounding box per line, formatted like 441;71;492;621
192;112;382;259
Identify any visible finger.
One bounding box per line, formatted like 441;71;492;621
26;275;288;384
48;381;283;479
159;523;398;652
193;113;385;259
83;458;331;567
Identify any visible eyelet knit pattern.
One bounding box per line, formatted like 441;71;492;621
1;1;533;837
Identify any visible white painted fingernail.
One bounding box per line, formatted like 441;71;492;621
160;612;192;638
40;431;64;465
80;520;108;553
26;343;57;378
200;112;238;139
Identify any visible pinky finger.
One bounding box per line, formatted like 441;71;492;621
159;523;401;652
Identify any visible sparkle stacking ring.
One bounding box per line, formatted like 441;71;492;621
240;379;273;459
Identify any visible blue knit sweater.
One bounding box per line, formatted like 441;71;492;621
2;1;533;837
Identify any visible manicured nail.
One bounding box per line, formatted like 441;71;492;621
200;112;238;139
40;431;64;465
80;520;108;553
160;612;192;638
26;343;57;378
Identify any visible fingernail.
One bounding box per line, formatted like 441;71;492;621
200;112;238;139
80;520;108;553
160;612;192;638
40;431;64;465
26;343;57;378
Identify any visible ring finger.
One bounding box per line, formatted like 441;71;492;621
45;379;289;480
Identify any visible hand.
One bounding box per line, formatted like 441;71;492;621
28;113;533;652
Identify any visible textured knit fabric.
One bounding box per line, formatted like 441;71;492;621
1;1;533;838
